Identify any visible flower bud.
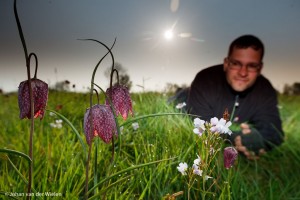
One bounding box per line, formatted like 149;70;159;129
106;85;133;120
18;79;48;119
223;146;238;169
84;104;117;145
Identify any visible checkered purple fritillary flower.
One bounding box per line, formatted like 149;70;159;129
106;85;133;120
84;104;117;145
223;146;238;169
18;79;48;119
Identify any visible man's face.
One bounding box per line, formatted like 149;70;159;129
223;47;263;92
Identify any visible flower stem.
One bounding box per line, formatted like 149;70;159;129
85;144;92;200
93;139;98;195
80;38;116;198
93;84;118;162
14;1;34;198
93;83;121;162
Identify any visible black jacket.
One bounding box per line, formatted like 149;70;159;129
187;64;284;150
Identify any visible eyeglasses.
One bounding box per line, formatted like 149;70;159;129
227;58;262;72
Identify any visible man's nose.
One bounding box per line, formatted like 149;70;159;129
238;65;248;76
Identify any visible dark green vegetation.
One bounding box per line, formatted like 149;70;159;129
0;92;300;199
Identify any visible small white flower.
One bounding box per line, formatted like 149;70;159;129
177;162;188;175
210;117;220;133
192;164;203;176
192;155;202;176
210;117;219;126
50;123;57;128
210;117;232;135
176;102;186;109
193;155;201;166
217;118;232;135
193;118;206;136
194;118;205;128
55;119;63;124
193;128;201;135
50;119;63;129
132;122;139;131
49;112;56;117
56;123;62;129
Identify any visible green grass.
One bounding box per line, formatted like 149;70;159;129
0;91;300;199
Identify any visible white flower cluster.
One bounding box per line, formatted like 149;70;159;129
192;155;202;176
50;119;63;129
177;155;213;180
193;117;232;136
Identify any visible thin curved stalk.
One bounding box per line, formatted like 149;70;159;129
0;148;32;166
93;83;121;162
6;156;42;200
85;144;92;200
14;1;35;197
0;152;41;200
80;38;116;199
120;112;201;127
28;53;38;78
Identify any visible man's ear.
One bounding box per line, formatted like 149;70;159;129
258;62;264;74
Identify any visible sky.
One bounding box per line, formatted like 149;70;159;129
0;0;299;93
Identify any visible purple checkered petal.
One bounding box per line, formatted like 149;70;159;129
106;85;133;120
18;79;48;119
84;104;117;145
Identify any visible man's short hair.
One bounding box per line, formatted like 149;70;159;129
228;35;264;60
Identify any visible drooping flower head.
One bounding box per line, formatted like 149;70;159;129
106;84;133;120
18;78;48;119
223;146;238;169
84;104;117;145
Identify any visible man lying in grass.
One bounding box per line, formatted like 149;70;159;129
186;35;284;160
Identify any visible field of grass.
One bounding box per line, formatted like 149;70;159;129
0;91;300;199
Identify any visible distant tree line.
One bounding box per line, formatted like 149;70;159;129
104;62;132;90
51;80;76;92
50;62;133;92
1;68;298;96
164;82;188;94
283;82;300;95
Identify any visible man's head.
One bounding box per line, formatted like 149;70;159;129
223;35;264;92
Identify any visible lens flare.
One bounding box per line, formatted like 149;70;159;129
164;29;174;40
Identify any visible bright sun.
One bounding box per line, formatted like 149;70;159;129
164;29;174;40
